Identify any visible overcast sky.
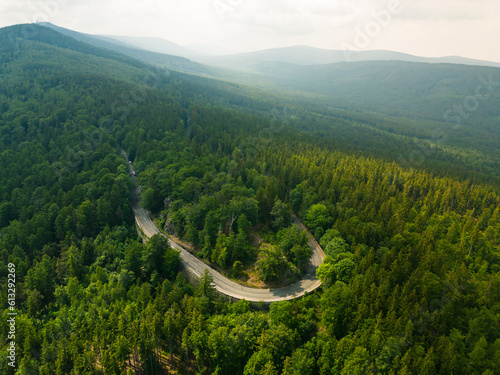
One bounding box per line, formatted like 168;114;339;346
1;0;499;62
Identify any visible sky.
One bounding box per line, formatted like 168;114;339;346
0;0;499;62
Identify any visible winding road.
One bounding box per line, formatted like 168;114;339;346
126;153;326;303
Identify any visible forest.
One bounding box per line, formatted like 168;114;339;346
0;24;499;374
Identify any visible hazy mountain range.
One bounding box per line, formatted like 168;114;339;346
40;22;500;70
197;45;500;70
7;22;490;136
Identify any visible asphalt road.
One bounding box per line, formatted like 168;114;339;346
126;152;326;303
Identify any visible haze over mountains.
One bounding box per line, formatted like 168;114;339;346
197;45;500;69
4;22;499;175
39;22;500;70
18;23;499;156
36;22;212;76
104;35;202;60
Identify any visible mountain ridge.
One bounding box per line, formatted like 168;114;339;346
31;23;498;69
33;22;213;76
198;45;500;69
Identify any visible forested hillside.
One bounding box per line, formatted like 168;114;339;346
0;24;499;374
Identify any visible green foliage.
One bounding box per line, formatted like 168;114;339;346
233;260;244;274
333;258;356;284
324;237;348;257
270;301;296;329
238;213;251;236
143;234;180;282
283;348;316;375
305;204;333;238
257;324;298;368
316;260;336;286
270;199;291;230
321;282;356;339
197;268;218;302
244;349;277;375
257;247;289;282
319;228;342;248
123;241;142;278
141;186;163;212
278;226;312;273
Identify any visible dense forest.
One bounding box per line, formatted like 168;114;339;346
0;24;499;374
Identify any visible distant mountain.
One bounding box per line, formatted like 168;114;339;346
33;25;500;74
186;43;237;56
103;35;200;60
36;22;212;76
198;45;500;69
257;60;500;121
1;22;499;177
192;45;500;130
0;23;147;70
3;23;498;147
